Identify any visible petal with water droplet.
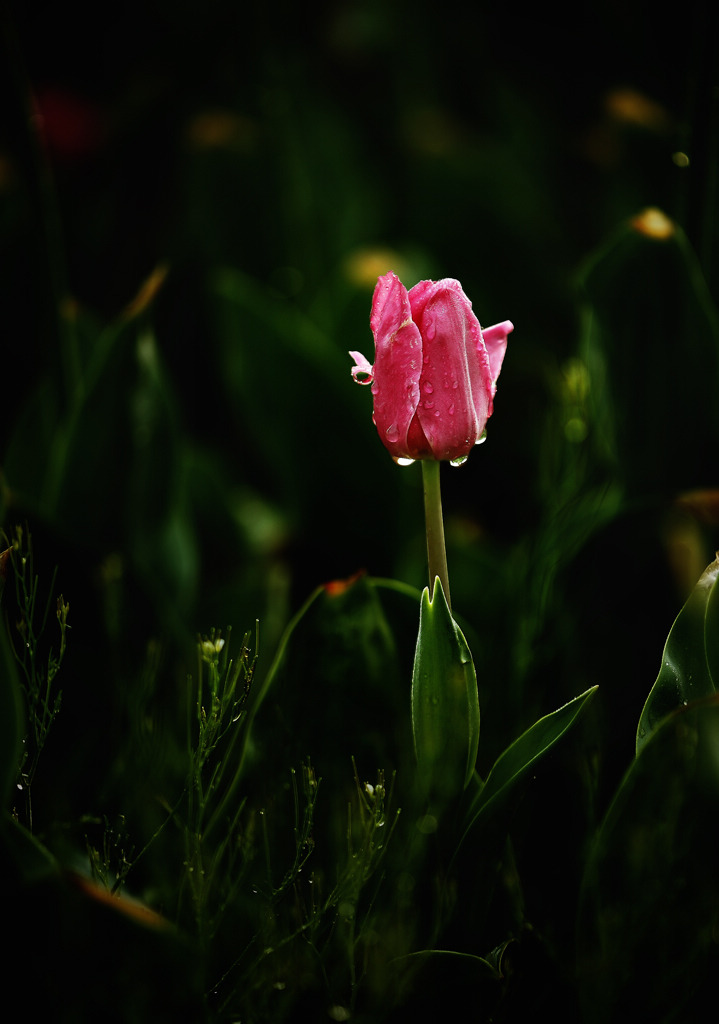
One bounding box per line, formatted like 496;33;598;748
409;278;491;460
349;350;374;384
370;273;423;458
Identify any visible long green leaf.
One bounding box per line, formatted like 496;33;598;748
461;686;597;842
578;693;719;1023
636;555;719;755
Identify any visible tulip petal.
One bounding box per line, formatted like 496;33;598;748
409;279;493;460
370;272;423;457
349;350;374;384
482;321;513;385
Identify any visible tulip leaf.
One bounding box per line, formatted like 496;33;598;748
411;579;480;804
636;555;719;756
461;686;598;842
578;694;719;1023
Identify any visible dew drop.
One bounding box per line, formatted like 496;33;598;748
386;423;400;442
422;381;434;394
450;455;469;467
475;429;488;445
425;319;436;341
371;382;379;395
395;457;415;467
448;404;455;415
424;399;434;409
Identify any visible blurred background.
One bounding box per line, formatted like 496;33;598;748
2;2;719;1014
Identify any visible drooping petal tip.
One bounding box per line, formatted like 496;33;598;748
482;320;514;383
349;350;374;384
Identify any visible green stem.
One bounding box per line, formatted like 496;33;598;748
421;460;451;609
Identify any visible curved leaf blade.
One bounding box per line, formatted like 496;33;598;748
579;693;719;1023
636;555;719;755
461;686;597;842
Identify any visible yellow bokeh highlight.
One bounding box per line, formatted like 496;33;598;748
605;88;670;132
630;207;675;241
343;247;410;288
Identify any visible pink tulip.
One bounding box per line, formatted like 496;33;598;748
350;272;513;462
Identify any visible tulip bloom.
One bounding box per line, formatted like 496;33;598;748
350;272;512;463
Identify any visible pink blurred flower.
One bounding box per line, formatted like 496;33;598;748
350;272;512;462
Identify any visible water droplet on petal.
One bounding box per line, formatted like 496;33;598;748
448;404;455;415
395;457;415;467
425;319;436;341
475;429;488;445
422;381;434;394
386;423;400;442
424;399;434;409
450;455;469;467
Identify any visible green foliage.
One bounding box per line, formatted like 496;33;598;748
1;526;68;830
411;578;479;803
462;686;598;842
637;555;719;754
579;694;719;1023
183;626;257;948
84;813;136;895
245;574;417;805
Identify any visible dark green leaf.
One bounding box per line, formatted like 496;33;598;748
461;686;597;841
578;694;719;1024
411;580;479;803
636;555;719;755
